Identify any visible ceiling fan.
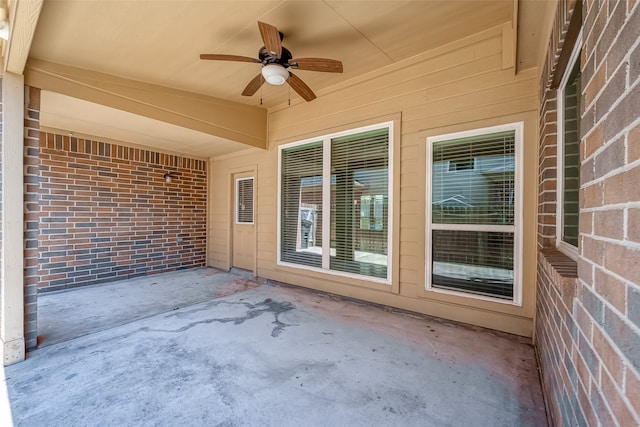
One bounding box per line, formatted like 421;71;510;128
200;21;343;102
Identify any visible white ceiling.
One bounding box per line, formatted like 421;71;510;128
27;0;553;157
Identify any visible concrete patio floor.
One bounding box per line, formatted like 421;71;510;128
3;268;547;426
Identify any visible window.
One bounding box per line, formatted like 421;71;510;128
279;122;392;283
426;123;523;304
557;35;582;257
236;177;254;224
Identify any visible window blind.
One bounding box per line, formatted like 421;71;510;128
432;130;515;226
432;230;514;298
430;129;516;300
279;124;391;281
562;58;581;247
236;178;254;224
330;129;389;279
281;142;323;268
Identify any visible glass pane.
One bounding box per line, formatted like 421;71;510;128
432;131;515;225
432;230;514;299
563;58;581;247
236;178;253;223
281;142;323;267
330;128;389;279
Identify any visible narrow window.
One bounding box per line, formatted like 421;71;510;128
236;177;254;224
557;37;582;256
330;129;389;279
279;123;392;283
426;123;522;304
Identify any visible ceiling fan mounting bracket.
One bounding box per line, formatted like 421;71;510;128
259;46;292;67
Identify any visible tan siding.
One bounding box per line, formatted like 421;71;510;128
209;29;539;336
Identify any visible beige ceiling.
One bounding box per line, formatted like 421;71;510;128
27;0;553;157
40;90;251;159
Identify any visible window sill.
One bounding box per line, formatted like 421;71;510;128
538;248;578;304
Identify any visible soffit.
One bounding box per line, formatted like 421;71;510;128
40;90;251;159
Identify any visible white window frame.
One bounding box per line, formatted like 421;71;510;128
556;31;582;261
235;176;254;225
425;122;524;306
277;121;394;285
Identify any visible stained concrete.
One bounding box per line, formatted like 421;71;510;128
4;268;547;426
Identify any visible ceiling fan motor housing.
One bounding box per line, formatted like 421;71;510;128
259;46;293;66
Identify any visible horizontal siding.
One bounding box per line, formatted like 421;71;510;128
209;28;538;336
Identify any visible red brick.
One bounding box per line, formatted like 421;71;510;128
629;209;640;242
581;182;604;209
593;208;624;240
627;369;640;417
584;60;606;108
584;122;605;160
592;325;626;387
581;235;606;267
36;132;207;290
629;124;640;163
575;302;594;339
577;380;599;426
603;242;640;283
594;268;627;314
600;368;637;426
602;166;640;205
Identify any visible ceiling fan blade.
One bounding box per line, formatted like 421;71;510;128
200;54;260;63
288;72;316;102
241;73;265;96
258;21;282;58
289;58;343;73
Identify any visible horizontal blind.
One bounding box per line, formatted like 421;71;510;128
562;58;581;247
432;130;515;225
236;178;254;224
430;129;516;300
281;142;323;268
330;128;389;279
432;230;513;299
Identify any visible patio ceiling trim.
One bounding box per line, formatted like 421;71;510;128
2;0;44;74
24;59;268;150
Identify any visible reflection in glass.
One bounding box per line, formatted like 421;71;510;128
330;129;389;279
432;131;515;226
280;142;323;267
431;230;514;299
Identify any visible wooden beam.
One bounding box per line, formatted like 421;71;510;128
3;0;44;74
502;21;515;70
1;72;25;365
24;59;268;149
501;0;518;71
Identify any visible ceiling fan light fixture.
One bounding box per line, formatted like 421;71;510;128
261;64;289;85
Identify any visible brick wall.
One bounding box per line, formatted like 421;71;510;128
536;0;640;425
24;87;40;350
38;132;208;292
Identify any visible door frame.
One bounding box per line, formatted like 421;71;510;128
229;166;257;274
